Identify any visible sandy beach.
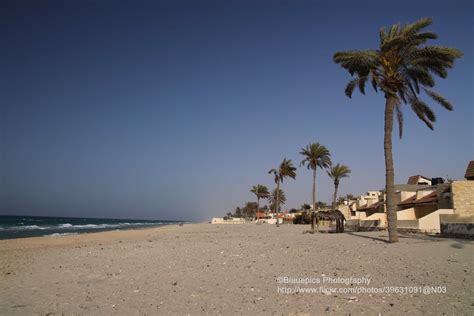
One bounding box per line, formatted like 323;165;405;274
1;223;473;315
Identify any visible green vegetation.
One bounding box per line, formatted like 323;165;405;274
333;17;462;242
268;188;286;212
268;159;296;227
299;143;332;232
228;202;259;220
251;184;270;216
327;163;352;210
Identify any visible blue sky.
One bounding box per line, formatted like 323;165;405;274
1;0;473;221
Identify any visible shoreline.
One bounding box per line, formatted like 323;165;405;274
0;223;192;250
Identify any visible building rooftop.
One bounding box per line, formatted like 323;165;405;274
407;175;431;185
398;186;450;209
398;191;437;208
357;201;383;212
394;184;432;192
465;161;474;180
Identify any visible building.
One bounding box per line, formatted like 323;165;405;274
439;161;474;237
344;163;474;237
407;175;432;185
346;176;436;231
211;217;245;224
396;183;453;234
464;160;474;180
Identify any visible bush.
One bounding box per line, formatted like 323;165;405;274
293;213;311;224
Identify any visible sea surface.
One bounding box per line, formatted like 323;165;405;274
0;215;187;240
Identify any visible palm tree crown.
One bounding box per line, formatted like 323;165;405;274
327;163;351;211
268;188;286;210
250;184;270;200
268;159;297;183
333;17;462;137
299;143;332;171
327;163;351;186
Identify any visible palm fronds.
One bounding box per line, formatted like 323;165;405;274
334;17;462;138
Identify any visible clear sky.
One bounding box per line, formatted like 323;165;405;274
1;0;473;221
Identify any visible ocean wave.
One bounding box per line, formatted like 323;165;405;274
68;224;109;229
45;233;78;237
56;222;160;229
0;225;48;231
22;225;47;230
0;222;166;232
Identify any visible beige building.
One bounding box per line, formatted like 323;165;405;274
439;161;474;237
346;182;430;230
396;183;453;233
211;217;245;224
407;175;432;185
347;163;474;237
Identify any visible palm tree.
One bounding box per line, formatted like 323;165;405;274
327;163;351;211
268;159;296;227
250;184;270;218
268;188;286;212
243;202;258;220
333;18;462;242
301;204;312;212
299;143;332;232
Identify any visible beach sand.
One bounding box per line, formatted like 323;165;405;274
1;223;472;315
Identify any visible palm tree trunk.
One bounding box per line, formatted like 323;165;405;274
311;169;317;232
384;96;399;243
256;197;260;223
332;181;339;211
276;182;280;227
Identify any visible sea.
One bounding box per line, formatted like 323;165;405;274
0;215;187;240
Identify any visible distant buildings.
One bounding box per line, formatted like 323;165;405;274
213;162;473;238
211;217;245;224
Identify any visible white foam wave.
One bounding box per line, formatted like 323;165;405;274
22;225;46;230
1;221;167;232
46;233;78;237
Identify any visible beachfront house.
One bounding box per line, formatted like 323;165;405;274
345;162;474;236
346;176;434;230
396;162;474;236
396;182;453;233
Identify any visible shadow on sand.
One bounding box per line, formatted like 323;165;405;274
344;231;391;243
344;230;473;247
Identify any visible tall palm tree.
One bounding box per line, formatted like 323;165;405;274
268;188;286;212
250;184;270;218
299;143;332;232
327;163;351;211
333;18;462;242
268;159;296;227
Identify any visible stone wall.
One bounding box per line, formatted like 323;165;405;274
451;181;474;216
345;219;382;231
440;214;474;239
